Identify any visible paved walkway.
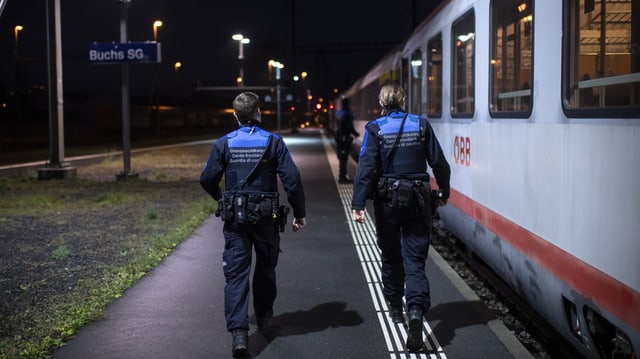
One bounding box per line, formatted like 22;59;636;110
55;129;532;359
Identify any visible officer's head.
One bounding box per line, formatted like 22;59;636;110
341;98;350;109
233;92;261;125
378;84;406;114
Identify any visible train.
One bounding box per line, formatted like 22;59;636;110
340;0;639;358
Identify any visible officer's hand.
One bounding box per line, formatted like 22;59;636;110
352;209;366;223
292;217;306;232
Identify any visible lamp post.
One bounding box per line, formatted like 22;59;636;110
271;60;284;133
232;33;250;86
174;61;184;126
153;20;163;41
293;71;308;133
14;25;23;44
267;59;275;82
13;25;23;128
14;25;23;90
174;61;181;105
151;20;163;136
37;0;77;179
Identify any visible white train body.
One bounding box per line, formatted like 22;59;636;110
344;0;640;358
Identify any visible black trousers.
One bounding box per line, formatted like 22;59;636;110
222;222;280;331
337;139;352;178
372;199;432;311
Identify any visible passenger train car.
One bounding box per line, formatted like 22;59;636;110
342;0;639;358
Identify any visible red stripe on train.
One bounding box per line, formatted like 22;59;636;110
447;188;640;333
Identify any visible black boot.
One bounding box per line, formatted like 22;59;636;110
389;302;404;324
231;329;248;357
256;308;273;330
406;306;424;352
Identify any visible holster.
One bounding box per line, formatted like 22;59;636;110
276;205;290;232
377;177;430;211
217;192;279;225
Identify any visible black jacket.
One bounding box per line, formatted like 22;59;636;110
200;125;306;219
351;111;450;210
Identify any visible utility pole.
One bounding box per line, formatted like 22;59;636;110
38;0;76;180
116;0;137;180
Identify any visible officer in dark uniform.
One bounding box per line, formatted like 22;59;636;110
351;84;450;352
200;92;307;357
335;98;359;183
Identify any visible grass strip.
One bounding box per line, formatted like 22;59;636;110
0;144;218;359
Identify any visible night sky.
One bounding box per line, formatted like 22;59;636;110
0;0;441;104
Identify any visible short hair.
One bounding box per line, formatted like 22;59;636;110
378;83;406;110
233;92;260;122
341;98;350;109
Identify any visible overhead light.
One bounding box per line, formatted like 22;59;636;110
457;33;475;42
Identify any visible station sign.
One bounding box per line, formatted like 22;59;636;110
88;42;161;64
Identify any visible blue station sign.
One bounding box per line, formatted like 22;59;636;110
88;42;161;64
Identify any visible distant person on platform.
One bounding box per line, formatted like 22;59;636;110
200;92;307;357
350;83;450;352
335;98;359;183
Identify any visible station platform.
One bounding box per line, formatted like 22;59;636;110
54;129;533;359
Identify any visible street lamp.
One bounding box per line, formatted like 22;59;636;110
14;25;24;90
151;20;163;135
270;60;284;133
153;20;163;41
14;25;23;44
232;33;250;86
268;59;275;81
174;61;182;105
292;71;308;133
13;24;24;131
298;71;310;119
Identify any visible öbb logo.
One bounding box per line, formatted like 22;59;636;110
453;136;470;166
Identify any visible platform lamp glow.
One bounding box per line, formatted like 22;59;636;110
232;33;250;86
271;60;284;133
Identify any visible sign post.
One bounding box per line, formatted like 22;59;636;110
118;1;134;180
88;1;161;180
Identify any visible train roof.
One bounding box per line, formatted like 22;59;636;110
344;41;405;98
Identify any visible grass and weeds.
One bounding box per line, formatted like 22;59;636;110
0;143;218;358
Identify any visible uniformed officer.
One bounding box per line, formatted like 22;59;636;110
200;92;307;357
351;83;450;352
335;98;359;183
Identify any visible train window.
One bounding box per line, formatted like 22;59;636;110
489;0;533;117
451;10;476;117
427;34;443;118
409;49;423;115
563;0;640;116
